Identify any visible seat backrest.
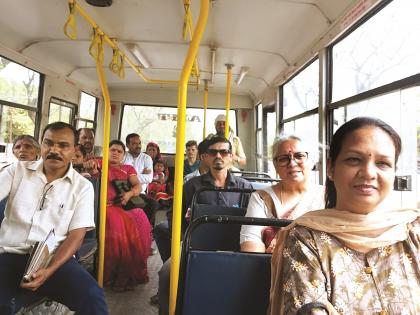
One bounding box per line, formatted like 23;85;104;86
190;205;246;251
180;251;272;315
249;181;272;190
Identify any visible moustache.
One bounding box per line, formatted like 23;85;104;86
46;154;63;161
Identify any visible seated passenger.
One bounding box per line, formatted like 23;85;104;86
183;140;199;176
101;140;152;291
146;141;169;177
123;133;154;222
0;122;108;314
72;144;98;177
12;135;40;161
78;127;101;159
240;135;324;253
156;135;253;314
147;159;172;206
268;117;420;315
208;114;247;169
183;139;210;183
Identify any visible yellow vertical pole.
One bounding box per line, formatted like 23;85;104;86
169;1;209;314
224;64;233;138
203;79;209;140
94;35;111;288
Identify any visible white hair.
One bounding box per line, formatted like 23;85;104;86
272;134;319;165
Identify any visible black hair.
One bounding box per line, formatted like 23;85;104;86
109;139;126;152
185;140;197;148
197;139;210;156
77;128;95;139
125;133;140;146
75;144;88;158
42;122;78;145
325;117;401;208
206;135;232;152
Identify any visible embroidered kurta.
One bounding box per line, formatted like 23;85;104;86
280;218;420;315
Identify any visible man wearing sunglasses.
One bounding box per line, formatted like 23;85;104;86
182;135;253;229
156;136;252;315
209;114;247;169
0;122;108;315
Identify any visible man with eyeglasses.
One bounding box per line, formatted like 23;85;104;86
0;122;108;315
156;136;252;315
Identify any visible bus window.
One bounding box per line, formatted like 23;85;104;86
48;98;75;125
120;105;236;153
77;92;97;129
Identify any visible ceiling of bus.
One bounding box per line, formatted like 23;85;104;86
0;0;359;101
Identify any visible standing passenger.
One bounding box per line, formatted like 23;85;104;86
0;122;108;315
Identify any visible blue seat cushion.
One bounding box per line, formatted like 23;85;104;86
181;251;271;315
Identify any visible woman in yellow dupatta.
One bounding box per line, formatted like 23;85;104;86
268;117;420;315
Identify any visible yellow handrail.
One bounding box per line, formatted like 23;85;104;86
182;0;201;81
203;79;208;139
225;64;233;138
93;34;111;288
65;0;198;86
169;1;209;314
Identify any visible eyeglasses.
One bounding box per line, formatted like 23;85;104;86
274;152;308;166
39;184;54;210
206;149;231;157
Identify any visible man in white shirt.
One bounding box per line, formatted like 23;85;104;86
0;122;108;315
123;133;154;221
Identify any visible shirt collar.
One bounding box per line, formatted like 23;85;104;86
201;170;235;187
27;159;74;183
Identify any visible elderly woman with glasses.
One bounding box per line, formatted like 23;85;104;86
240;135;324;253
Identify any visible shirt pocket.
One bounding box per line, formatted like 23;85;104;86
55;208;74;236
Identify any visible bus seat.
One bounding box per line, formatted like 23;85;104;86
76;176;100;268
176;216;292;315
180;251;271;315
190;205;246;251
249;181;272;190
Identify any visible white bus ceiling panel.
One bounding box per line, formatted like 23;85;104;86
0;0;359;101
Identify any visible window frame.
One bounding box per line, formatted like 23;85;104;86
118;103;238;154
0;55;44;140
48;97;77;125
76;91;98;130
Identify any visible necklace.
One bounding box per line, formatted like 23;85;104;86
278;181;304;218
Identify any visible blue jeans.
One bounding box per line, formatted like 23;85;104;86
0;253;108;315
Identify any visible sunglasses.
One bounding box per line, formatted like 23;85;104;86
206;149;231;157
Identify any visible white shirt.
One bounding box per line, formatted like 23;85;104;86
183;168;202;184
123;152;153;193
0;160;95;254
240;184;325;245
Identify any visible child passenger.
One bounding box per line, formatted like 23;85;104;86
147;160;172;206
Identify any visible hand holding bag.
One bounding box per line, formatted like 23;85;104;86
112;179;146;210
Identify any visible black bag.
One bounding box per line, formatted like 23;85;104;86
112;180;146;210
